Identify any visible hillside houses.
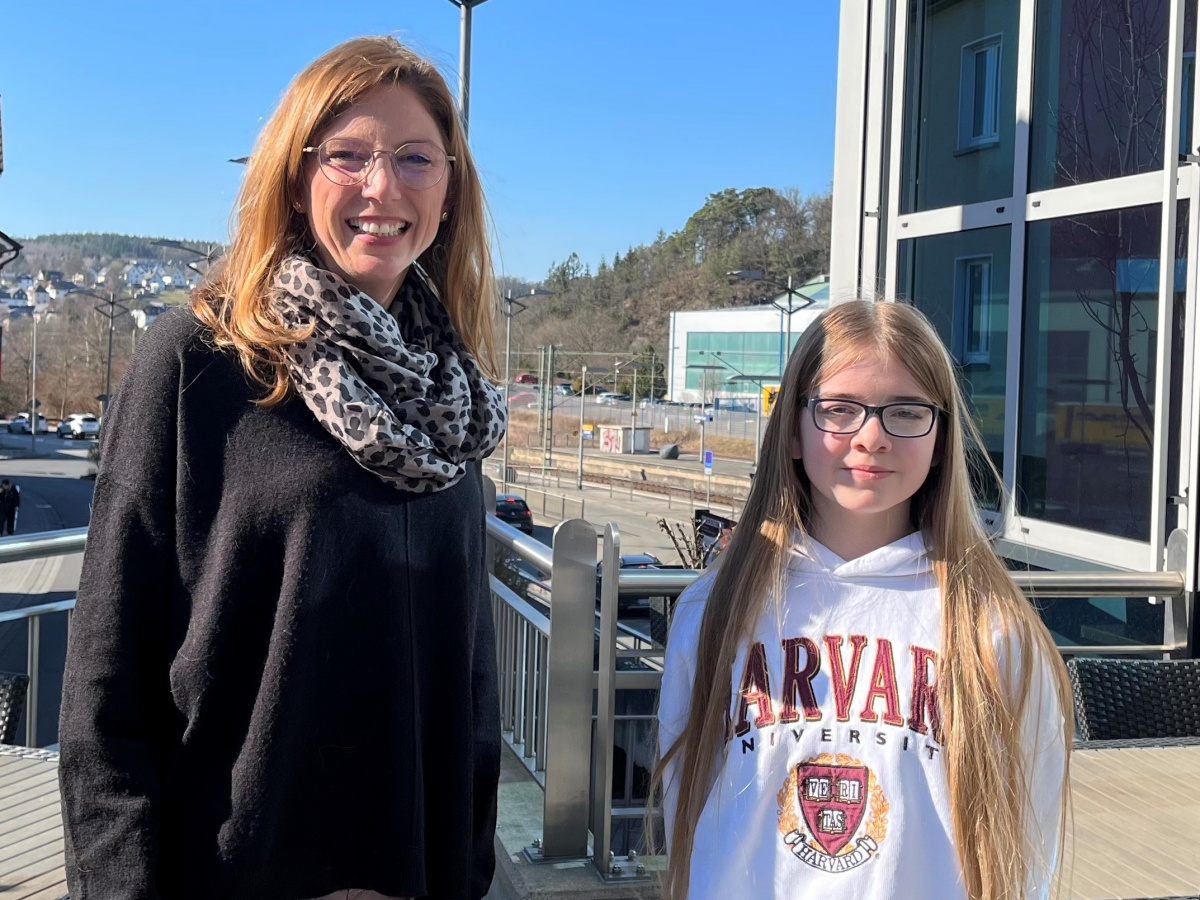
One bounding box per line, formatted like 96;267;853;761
118;261;196;293
1;259;199;304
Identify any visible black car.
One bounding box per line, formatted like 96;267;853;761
596;553;663;614
494;492;534;534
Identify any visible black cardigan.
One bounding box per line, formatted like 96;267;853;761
58;309;500;900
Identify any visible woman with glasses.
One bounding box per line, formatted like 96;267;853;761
59;37;505;900
653;300;1072;899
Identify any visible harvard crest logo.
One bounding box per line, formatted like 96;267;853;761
777;753;889;873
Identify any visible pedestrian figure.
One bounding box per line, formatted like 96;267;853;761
0;479;19;536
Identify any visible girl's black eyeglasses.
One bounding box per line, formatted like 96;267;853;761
805;397;942;438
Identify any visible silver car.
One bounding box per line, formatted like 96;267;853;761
7;413;48;434
57;413;100;440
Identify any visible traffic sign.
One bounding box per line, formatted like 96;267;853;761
704;449;714;475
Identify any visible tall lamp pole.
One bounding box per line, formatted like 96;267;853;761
728;270;817;373
707;351;781;467
501;288;551;487
446;0;493;136
28;310;38;454
577;365;588;490
78;290;130;417
577;364;607;489
151;239;223;283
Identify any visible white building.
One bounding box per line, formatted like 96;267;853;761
667;277;831;405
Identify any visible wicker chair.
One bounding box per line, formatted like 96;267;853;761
0;671;30;745
1066;658;1200;741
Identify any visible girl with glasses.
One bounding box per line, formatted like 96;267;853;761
654;300;1072;899
59;37;504;900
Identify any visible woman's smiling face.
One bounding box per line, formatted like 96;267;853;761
298;83;450;305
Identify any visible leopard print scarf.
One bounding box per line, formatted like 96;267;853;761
273;257;506;493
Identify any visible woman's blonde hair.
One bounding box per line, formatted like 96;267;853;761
193;35;499;402
654;299;1072;899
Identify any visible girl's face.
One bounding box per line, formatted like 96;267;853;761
793;356;940;551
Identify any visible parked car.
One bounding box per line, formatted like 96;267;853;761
514;372;538;385
554;383;575;396
494;492;534;534
7;413;48;434
718;402;756;414
57;413;100;440
597;393;631;406
596;553;663;614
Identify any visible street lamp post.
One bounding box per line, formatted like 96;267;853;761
711;356;782;468
78;290;131;418
728;270;817;373
445;0;493;136
577;365;588;490
686;363;725;474
151;239;223;283
577;365;608;490
501;288;551;487
29;310;37;454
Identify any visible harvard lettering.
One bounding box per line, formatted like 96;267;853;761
733;635;941;741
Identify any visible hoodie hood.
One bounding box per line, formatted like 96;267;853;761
787;530;933;581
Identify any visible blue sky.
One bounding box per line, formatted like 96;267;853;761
0;1;840;282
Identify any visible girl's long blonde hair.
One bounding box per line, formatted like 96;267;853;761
654;300;1072;899
193;35;499;403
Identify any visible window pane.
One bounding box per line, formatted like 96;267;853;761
901;0;1018;212
973;50;990;137
896;225;1012;508
1030;0;1172;190
1020;204;1187;539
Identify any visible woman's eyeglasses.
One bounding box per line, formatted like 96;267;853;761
805;397;941;438
303;138;455;190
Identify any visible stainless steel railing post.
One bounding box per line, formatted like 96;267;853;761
590;523;621;877
540;518;598;859
25;615;40;747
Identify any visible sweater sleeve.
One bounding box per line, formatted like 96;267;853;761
58;319;186;900
657;574;713;856
993;627;1069;900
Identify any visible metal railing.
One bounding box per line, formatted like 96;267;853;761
583;532;1195;882
0;529;87;748
3;519;1194;885
0;598;75;747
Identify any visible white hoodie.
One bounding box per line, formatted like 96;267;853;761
658;532;1066;899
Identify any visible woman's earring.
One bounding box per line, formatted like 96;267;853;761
441;211;449;221
293;201;303;212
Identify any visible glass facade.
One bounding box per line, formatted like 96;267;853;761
1019;204;1187;540
896;226;1012;501
902;0;1019;212
684;331;788;392
1029;0;1195;190
835;0;1200;653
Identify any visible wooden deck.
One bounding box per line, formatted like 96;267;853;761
0;744;1197;899
1065;743;1200;900
0;749;67;900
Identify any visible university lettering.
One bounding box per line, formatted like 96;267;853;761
731;633;942;742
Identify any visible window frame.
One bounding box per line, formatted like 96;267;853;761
958;34;1003;153
953;254;994;364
